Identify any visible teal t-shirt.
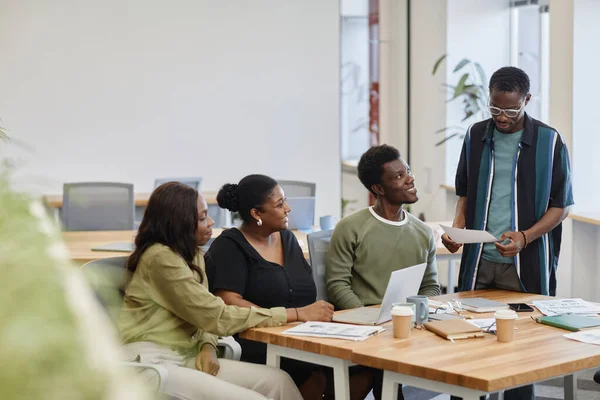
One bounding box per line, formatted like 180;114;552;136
482;128;523;264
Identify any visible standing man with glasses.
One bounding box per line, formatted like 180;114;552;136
442;66;573;400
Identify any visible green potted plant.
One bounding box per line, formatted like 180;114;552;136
432;55;489;145
0;126;149;399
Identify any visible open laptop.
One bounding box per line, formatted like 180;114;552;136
332;263;427;325
286;197;315;230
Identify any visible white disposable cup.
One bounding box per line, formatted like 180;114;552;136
392;306;414;339
495;309;518;342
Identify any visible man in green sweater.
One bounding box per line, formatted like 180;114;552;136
326;144;441;310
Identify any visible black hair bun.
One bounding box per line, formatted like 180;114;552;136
216;183;239;212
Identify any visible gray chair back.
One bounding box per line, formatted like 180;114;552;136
154;177;202;191
62;182;135;231
307;229;333;301
278;180;316;197
81;256;129;324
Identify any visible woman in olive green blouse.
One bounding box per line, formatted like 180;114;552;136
119;182;333;400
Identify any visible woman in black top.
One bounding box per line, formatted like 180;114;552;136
206;175;372;400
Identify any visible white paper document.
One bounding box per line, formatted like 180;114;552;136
564;329;600;346
440;225;498;244
467;318;497;330
532;298;600;316
281;322;384;341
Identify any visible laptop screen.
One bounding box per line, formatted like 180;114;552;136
377;262;428;324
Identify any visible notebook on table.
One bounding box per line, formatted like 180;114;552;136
423;319;484;341
459;298;509;313
533;314;600;332
91;242;135;252
332;263;427;326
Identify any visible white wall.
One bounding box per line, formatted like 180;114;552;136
572;0;600;213
379;0;408;155
0;0;341;219
444;0;512;186
409;0;447;221
549;0;574;298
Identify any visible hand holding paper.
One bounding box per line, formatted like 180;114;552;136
440;225;499;244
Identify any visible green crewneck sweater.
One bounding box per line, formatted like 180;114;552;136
325;208;440;309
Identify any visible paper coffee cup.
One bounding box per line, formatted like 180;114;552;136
392;306;414;339
495;309;518;342
392;302;416;326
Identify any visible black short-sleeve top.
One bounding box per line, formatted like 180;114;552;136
205;228;316;309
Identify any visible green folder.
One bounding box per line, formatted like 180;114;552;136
534;314;600;332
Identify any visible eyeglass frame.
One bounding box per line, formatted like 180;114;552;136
432;300;463;316
488;98;526;118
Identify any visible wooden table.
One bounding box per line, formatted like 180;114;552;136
241;290;600;400
63;228;309;265
570;212;600;226
44;191;219;208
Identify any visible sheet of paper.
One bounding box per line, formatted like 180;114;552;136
564;329;600;345
532;298;600;316
281;322;385;341
440;225;499;244
466;318;497;330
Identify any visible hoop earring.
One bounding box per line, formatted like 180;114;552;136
257;218;263;226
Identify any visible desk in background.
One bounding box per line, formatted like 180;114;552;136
44;191;219;208
570;212;600;302
63;223;461;294
44;191;230;228
63;228;309;266
241;289;600;400
426;221;462;294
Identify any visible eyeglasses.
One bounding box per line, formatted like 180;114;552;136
432;300;463;316
488;101;525;118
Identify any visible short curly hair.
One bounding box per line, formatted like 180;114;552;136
357;144;401;196
489;66;530;96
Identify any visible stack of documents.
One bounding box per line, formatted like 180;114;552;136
532;298;600;316
564;329;600;345
459;298;508;313
281;322;384;341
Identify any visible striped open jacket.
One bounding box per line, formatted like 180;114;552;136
455;113;574;296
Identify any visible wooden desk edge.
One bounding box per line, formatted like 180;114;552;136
351;351;600;392
570;213;600;226
239;326;355;361
44;191;219;208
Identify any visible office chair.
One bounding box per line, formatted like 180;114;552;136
154;177;202;191
277;180;316;198
307;229;334;301
81;256;241;361
62;182;135;231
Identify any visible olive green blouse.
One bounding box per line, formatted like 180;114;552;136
119;243;287;356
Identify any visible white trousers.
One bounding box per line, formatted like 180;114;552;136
122;342;302;400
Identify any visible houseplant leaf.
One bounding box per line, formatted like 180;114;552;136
453;58;471;73
432;54;447;75
435;132;463;146
453;73;470;99
474;62;487;86
435;125;463;134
